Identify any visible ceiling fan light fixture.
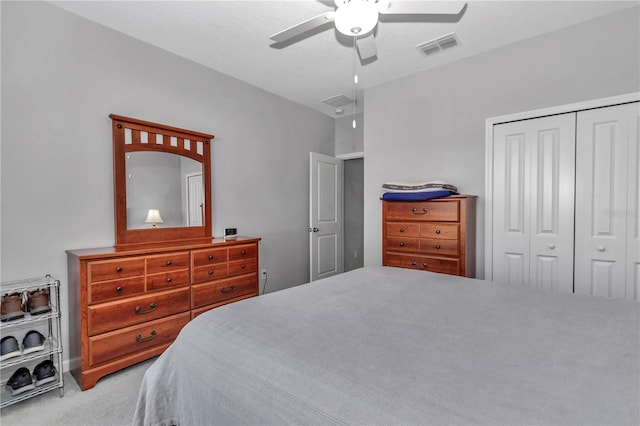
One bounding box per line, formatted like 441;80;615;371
335;0;378;36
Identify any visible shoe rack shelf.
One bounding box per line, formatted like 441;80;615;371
0;275;64;408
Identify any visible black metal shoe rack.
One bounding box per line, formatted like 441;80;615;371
0;275;64;408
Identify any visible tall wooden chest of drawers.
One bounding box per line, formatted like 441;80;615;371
382;195;476;277
66;237;260;390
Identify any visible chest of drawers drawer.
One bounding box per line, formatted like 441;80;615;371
229;244;257;261
88;257;145;283
192;248;227;266
89;276;145;304
191;275;258;309
146;252;190;273
87;287;190;336
385;253;459;275
147;269;190;291
88;312;190;367
192;263;229;284
384;200;459;222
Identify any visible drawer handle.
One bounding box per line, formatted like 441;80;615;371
115;286;123;293
422;263;428;269
166;277;173;283
399;228;405;232
208;270;214;275
412;208;427;215
411;261;417;266
399;242;405;247
221;285;236;294
135;303;157;315
136;330;157;343
116;267;123;272
208;255;214;260
166;260;172;266
435;230;441;234
435;244;441;250
241;250;246;255
241;264;246;269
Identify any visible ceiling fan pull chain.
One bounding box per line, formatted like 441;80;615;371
352;35;357;129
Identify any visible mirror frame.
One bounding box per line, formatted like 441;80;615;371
110;114;214;249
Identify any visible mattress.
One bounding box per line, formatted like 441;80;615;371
133;266;639;425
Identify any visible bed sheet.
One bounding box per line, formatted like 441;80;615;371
133;266;639;426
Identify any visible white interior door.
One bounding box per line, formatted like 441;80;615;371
186;173;203;226
492;113;576;293
310;152;343;282
575;103;639;299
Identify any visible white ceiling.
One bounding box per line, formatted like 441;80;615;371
49;0;637;117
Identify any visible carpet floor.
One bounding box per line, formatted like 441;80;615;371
0;358;155;426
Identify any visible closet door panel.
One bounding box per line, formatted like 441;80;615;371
529;117;576;293
492;113;575;291
575;103;636;298
492;127;530;285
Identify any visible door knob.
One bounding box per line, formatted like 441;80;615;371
308;227;319;232
597;245;606;252
548;244;555;249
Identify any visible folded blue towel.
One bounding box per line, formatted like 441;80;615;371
382;190;457;201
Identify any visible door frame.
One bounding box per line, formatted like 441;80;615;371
484;92;639;281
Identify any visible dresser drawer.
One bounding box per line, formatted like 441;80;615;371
192;248;227;266
146;252;190;274
420;223;459;240
420;238;459;256
385;200;459;222
147;269;190;291
88;257;145;283
89;276;145;304
88;312;190;367
88;287;190;336
228;258;257;277
385;253;459;275
192;263;228;284
384;237;420;252
228;244;257;261
385;223;420;237
191;275;258;309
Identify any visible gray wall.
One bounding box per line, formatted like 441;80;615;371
363;7;640;277
1;1;334;365
335;112;364;156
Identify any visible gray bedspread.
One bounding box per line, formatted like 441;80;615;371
133;266;639;426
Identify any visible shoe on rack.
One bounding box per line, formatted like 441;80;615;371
6;367;35;396
22;330;46;355
0;335;21;361
27;288;50;315
33;360;57;386
1;293;25;322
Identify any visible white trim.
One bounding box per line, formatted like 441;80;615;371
336;151;364;160
484;92;640;281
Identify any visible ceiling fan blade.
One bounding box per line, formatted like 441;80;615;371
269;12;335;43
380;1;466;15
357;33;378;60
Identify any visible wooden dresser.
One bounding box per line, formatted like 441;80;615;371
382;195;476;277
66;236;260;390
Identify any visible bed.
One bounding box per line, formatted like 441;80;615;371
133;266;639;425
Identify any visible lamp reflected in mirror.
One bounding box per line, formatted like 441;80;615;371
145;209;163;229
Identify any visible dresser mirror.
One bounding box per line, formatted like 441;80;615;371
111;114;214;249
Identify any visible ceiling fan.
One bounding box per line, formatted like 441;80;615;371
269;0;467;61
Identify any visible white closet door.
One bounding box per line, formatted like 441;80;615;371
575;103;638;299
492;113;576;292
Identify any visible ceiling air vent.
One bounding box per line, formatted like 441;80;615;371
322;94;354;108
416;32;460;56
